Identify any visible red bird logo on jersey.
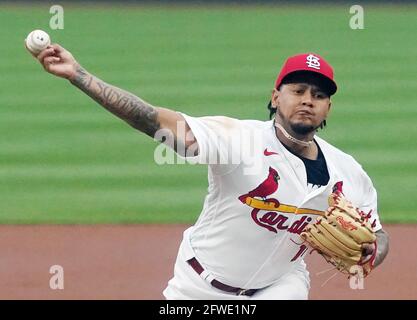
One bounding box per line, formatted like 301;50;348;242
332;181;344;194
238;167;280;203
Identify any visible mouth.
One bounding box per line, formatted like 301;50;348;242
295;109;314;116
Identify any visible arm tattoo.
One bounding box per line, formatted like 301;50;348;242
70;66;160;137
375;229;389;267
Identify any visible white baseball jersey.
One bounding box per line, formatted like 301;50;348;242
174;114;382;290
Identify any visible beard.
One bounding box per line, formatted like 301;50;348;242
290;122;317;135
277;107;319;135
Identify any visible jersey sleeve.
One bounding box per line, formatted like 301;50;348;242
358;169;382;232
179;113;244;174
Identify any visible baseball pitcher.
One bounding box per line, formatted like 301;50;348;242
31;44;389;299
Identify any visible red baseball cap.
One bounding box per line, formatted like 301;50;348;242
274;53;337;96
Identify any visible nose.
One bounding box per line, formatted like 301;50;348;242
301;90;313;107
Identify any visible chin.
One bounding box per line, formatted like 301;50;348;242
290;122;316;135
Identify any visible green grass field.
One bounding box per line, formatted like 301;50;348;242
0;3;416;224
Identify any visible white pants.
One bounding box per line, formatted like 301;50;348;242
163;243;310;300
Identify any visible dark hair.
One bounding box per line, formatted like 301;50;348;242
267;100;276;119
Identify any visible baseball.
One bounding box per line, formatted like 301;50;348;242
25;30;51;55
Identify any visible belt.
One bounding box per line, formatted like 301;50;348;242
187;257;259;297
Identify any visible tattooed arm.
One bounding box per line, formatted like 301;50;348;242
374;229;389;267
362;228;389;268
70;66;160;137
35;44;195;150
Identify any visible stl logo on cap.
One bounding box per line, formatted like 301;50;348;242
274;52;337;95
306;54;321;70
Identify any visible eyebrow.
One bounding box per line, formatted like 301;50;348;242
288;83;326;93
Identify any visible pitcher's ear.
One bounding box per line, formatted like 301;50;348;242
271;88;280;107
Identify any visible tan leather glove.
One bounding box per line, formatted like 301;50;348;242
301;191;377;277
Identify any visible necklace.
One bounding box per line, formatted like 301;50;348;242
274;122;314;148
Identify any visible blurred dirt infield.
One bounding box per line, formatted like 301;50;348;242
0;224;415;300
